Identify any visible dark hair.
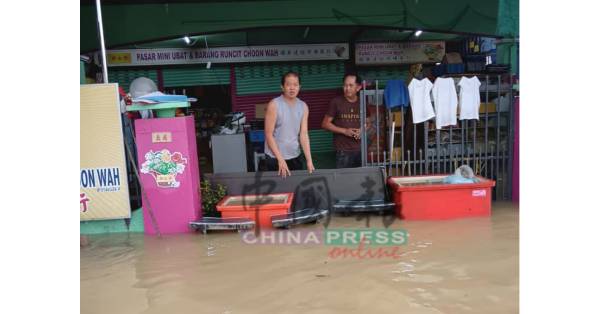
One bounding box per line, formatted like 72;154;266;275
343;72;362;85
281;71;301;85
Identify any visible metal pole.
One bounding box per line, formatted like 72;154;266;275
407;150;411;176
485;75;490;178
443;148;447;173
496;75;501;188
473;119;477;174
95;0;109;83
430;148;434;174
424;121;429;174
465;115;470;169
491;146;495;200
446;148;450;173
383;151;387;174
473;77;478;173
419;149;423;175
436;128;441;173
449;126;453;172
401;106;405;174
461;120;465;165
507;73;515;200
395;149;399;177
390;118;395;176
502;145;507;200
360;84;367;166
413;122;417;175
402;150;405;176
376;81;380;164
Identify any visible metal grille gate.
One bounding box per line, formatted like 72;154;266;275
359;74;515;201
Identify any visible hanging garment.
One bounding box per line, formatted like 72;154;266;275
458;76;481;120
384;79;410;109
408;78;435;123
432;77;458;129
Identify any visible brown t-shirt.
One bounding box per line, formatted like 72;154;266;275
326;95;361;152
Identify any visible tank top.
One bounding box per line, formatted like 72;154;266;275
264;95;306;160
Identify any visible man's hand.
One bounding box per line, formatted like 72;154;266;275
307;160;315;174
278;158;291;178
344;128;361;140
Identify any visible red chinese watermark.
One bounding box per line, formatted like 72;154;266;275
327;237;403;260
80;193;90;212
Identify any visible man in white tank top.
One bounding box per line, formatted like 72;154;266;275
264;71;315;178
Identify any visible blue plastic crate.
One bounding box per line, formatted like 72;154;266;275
249;130;265;143
446;63;465;74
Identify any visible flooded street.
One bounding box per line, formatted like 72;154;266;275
81;202;518;314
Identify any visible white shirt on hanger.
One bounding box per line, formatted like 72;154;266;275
458;76;481;120
432;77;458;129
408;78;435;124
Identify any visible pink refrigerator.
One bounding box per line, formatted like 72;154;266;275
134;116;201;234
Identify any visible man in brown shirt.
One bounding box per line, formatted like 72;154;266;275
322;73;363;168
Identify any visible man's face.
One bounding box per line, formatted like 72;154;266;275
343;76;361;99
281;75;300;98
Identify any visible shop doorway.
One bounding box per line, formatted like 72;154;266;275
167;84;232;174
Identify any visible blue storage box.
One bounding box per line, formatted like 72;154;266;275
446;63;465;74
249;130;265;143
432;64;465;76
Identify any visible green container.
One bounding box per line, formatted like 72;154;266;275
126;101;190;118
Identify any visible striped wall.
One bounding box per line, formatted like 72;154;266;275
232;89;341;130
234;61;345;95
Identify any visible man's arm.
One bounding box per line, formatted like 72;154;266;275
265;100;291;177
264;100;283;160
322;99;359;138
322;115;356;137
299;103;314;173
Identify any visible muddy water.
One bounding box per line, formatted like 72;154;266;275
81;202;518;314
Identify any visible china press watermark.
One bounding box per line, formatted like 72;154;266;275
241;228;408;259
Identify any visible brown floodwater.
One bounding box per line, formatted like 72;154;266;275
81;202;518;314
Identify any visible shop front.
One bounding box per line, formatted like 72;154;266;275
80;0;518;234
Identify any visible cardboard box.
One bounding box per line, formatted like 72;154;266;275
255;103;268;119
479;102;497;113
391;111;404;127
443;52;463;64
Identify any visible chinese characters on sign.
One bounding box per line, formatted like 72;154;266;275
152;132;172;143
105;43;349;67
355;41;445;65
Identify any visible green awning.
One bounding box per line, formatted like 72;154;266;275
81;0;503;53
